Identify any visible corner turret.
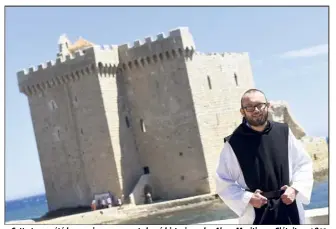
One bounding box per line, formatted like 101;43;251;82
57;34;72;58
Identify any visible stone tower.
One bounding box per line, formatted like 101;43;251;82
17;27;255;211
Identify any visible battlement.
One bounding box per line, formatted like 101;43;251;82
118;27;196;67
92;44;120;76
17;47;97;96
18;50;83;82
92;44;119;65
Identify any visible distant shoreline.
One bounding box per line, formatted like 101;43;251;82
5;193;46;203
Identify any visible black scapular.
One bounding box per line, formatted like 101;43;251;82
224;120;300;225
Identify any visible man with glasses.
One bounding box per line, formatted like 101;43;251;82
215;89;313;225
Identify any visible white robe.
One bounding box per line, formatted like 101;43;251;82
215;128;314;224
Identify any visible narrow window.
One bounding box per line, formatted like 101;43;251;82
234;73;239;86
80;128;83;135
74;96;77;102
140;119;146;132
143;166;150;174
207;76;212;89
125;116;130;128
53;127;61;141
181;175;185;180
48;100;58;111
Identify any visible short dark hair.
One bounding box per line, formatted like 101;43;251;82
240;88;268;108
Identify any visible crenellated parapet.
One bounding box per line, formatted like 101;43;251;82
17;48;97;96
92;44;120;77
17;44;121;96
117;27;196;72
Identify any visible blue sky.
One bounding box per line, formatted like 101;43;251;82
5;6;328;200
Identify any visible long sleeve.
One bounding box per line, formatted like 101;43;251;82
215;142;253;217
288;129;314;205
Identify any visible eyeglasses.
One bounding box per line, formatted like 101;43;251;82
242;103;268;112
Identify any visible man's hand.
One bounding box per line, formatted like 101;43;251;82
249;189;268;208
280;185;298;205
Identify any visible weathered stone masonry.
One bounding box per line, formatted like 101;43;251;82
18;27;324;212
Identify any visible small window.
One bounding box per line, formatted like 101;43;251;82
234;73;238;86
207;76;212;89
53;127;61;142
143;166;150;174
179;152;183;156
48;100;58;111
125;116;130;128
80;128;83;135
74;96;77;102
140;119;146;132
181;175;185;180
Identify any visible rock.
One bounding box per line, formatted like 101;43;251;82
268;100;328;179
268;100;306;139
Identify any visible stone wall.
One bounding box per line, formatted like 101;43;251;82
186;52;255;193
117;28;209;200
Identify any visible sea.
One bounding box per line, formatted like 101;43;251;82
5;179;329;224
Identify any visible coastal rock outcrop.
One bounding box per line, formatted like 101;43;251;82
268;101;328;180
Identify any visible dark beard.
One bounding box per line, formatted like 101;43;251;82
245;112;268;127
